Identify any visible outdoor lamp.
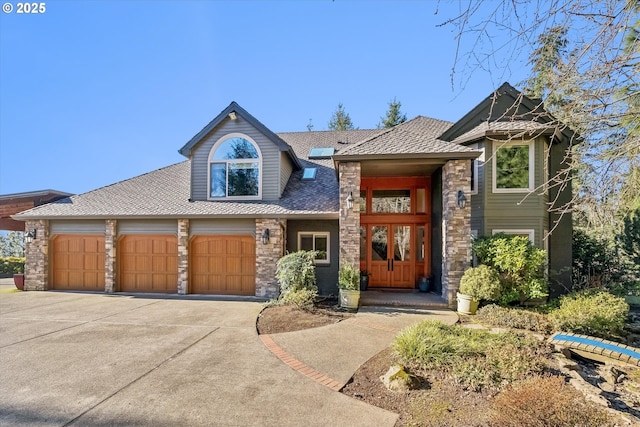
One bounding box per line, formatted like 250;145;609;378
25;229;37;243
346;192;354;210
261;229;270;245
457;190;467;209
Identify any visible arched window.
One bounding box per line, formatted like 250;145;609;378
209;135;262;199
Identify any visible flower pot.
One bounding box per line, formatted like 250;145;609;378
13;274;25;291
456;292;478;315
360;275;369;291
418;276;430;292
339;289;360;310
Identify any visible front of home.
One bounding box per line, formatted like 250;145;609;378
14;83;574;305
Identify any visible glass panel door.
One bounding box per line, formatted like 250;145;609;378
369;226;390;286
392;225;413;287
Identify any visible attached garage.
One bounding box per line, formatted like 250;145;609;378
118;235;178;293
190;235;255;295
50;234;105;291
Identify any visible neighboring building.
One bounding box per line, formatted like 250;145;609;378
13;83;574;304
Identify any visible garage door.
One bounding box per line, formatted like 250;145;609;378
118;235;178;293
51;235;105;291
190;235;255;295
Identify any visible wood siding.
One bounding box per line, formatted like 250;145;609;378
190;115;283;201
118;235;178;293
280;151;293;196
189;235;255;295
50;235;105;291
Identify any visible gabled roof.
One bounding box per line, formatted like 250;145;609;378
13;162;338;219
178;101;302;170
439;82;578;144
333;116;479;161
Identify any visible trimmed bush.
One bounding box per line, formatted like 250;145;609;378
459;265;502;301
276;288;318;308
548;289;629;338
489;375;614;427
394;320;550;391
476;304;553;334
0;257;25;275
275;250;318;295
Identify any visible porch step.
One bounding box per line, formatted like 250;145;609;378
359;290;449;309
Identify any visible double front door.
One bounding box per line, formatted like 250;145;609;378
368;224;413;288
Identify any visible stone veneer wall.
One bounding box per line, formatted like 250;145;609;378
441;159;471;307
255;218;285;299
338;162;361;267
177;219;189;295
24;219;49;291
105;219;117;292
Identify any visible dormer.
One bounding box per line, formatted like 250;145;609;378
178;102;301;202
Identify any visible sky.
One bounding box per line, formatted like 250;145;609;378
0;0;532;196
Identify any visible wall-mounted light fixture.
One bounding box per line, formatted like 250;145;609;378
228;111;237;120
345;192;354;210
261;229;270;245
25;228;37;243
457;190;467;209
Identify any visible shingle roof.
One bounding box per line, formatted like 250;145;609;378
13;161;339;219
333;116;478;158
449;121;554;145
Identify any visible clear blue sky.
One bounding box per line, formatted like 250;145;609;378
0;0;530;195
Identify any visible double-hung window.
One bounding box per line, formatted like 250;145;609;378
298;232;330;264
209;135;262;199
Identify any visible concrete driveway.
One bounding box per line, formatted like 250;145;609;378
0;290;397;426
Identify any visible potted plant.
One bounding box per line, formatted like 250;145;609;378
457;265;501;314
339;262;360;309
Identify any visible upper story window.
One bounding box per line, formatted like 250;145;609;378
209;134;262;199
492;141;534;193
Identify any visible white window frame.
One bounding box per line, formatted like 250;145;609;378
470;143;484;196
492;229;535;244
492;140;535;193
297;232;330;265
207;133;263;201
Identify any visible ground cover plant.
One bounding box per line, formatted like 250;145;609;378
475;304;553;334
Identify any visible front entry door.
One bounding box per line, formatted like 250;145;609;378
369;224;413;288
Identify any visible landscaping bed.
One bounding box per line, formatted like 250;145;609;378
256;298;353;335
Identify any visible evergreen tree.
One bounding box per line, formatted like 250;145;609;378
378;97;407;128
328;103;355;131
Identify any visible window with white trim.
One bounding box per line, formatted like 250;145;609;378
492;229;535;243
209;134;262;199
298;232;330;264
492;141;534;192
470;144;484;195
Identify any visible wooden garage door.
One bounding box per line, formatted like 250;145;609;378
190;235;255;295
51;235;105;291
118;235;178;293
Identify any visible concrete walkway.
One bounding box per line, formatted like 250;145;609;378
0;287;456;426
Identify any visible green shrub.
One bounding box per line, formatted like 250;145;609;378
276;288;318;308
489;375;614;427
548;289;629;338
338;262;359;290
473;234;548;305
275;250;318;295
394;320;550;390
459;265;502;301
0;257;25;275
476;304;553;334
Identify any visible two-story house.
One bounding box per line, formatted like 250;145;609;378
14;83;574;305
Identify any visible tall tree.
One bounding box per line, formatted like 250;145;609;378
328;103;355;131
0;231;25;257
378;97;407;128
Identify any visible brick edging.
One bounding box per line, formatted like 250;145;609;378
259;334;344;391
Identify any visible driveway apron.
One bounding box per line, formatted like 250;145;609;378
0;292;397;426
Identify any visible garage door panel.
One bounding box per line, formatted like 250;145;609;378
118;235;178;293
51;235;105;291
190;235;255;295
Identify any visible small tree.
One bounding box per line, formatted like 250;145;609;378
328;103;355;131
0;231;25;257
472;234;548;305
378;97;407;128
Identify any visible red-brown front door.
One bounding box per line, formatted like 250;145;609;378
368;224;414;288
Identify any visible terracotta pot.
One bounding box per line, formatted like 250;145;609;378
13;274;25;291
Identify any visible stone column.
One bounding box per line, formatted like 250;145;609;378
177;219;189;295
105;219;117;293
255;218;285;299
24;219;49;291
442;159;471;307
339;162;361;267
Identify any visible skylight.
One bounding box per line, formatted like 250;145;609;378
302;168;317;180
308;147;335;159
